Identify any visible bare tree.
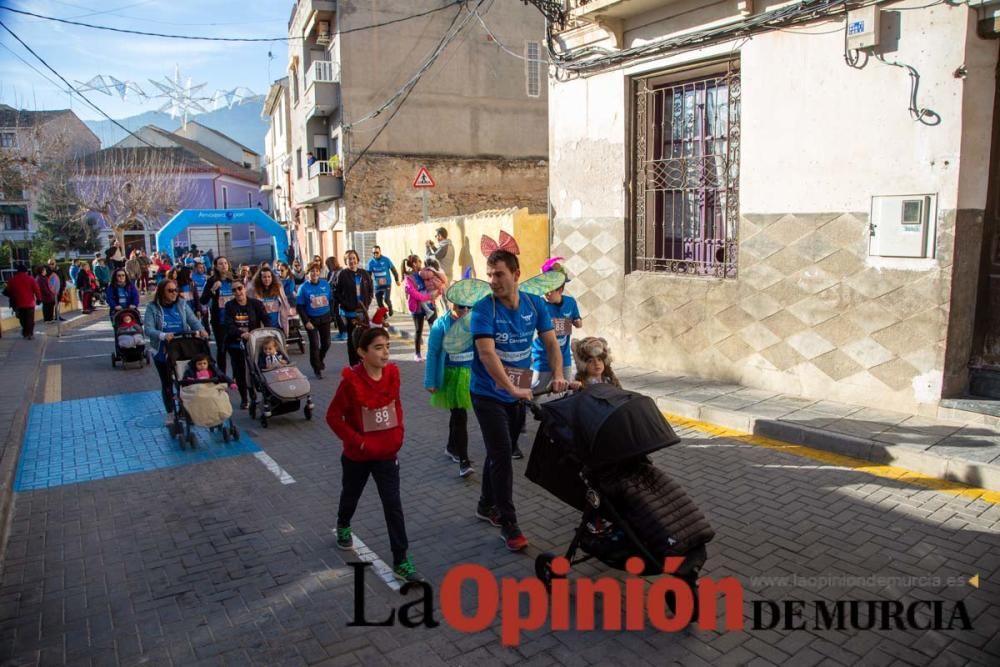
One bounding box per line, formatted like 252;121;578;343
73;147;196;241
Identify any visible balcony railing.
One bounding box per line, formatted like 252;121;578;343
305;60;340;90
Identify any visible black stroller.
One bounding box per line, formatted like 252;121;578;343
110;307;150;368
285;315;306;354
165;334;240;449
526;384;715;609
245;327;314;428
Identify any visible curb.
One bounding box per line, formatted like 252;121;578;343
656;396;1000;494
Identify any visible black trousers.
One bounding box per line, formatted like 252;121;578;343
211;321;227;373
153;358;174;413
337;455;409;565
411;311;436;357
227;346;249;402
42;302;55;322
375;287;393;315
16;307;35;337
448;408;469;463
472;394;522;526
306;316;332;372
345;316;362;366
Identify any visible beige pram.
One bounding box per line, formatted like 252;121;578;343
245;327;314;428
166;335;240;448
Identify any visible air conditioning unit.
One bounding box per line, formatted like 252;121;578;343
317;20;331;45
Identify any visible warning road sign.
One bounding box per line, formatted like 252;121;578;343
412;166;435;188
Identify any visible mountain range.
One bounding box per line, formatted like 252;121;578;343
84;96;268;155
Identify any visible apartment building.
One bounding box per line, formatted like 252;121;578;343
0;105;99;262
266;0;550;262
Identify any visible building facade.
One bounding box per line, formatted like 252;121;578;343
0;105;100;262
266;0;550;263
80;125;271;263
548;0;1000;413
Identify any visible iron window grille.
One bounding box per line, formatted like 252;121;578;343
526;41;542;97
632;67;740;277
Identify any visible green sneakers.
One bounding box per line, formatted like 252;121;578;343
336;526;353;550
393;557;425;583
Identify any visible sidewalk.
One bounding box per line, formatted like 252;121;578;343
383;312;1000;493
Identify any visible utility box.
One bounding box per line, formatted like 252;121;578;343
869;194;937;259
847;6;880;50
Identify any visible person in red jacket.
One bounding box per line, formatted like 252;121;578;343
325;326;423;583
3;264;41;339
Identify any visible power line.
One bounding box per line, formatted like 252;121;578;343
0;20;156;148
0;2;466;43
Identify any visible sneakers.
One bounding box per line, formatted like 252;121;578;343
393;557;425;583
445;446;460;463
511;447;524;460
500;524;528;552
475;505;502;527
414;354;424;362
336;526;353;550
459;460;475;477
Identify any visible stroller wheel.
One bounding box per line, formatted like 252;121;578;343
298;341;305;354
249;401;256;419
303;404;312;420
187;432;197;449
230;425;240;441
110;353;116;368
534;552;560;591
260;415;268;428
222;428;230;443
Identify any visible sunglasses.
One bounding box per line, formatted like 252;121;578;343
165;288;178;293
233;286;245;292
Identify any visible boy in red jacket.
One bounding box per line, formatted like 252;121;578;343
326;326;423;583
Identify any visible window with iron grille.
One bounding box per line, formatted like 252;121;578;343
631;66;740;277
526;42;541;98
0;132;15;148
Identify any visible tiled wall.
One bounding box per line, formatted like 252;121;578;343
554;210;972;413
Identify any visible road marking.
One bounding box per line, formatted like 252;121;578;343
44;353;112;362
253;452;296;484
43;364;61;403
349;533;402;592
664;412;1000;505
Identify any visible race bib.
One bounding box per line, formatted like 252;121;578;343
552;318;572;336
503;366;533;389
377;277;388;287
218;294;233;309
362;401;398;432
309;294;329;309
263;298;280;313
179;291;193;301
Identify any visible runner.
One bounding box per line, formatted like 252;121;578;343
223;282;269;409
297;262;335;378
143;279;208;425
199;256;236;374
402;255;437;362
174;267;204;323
325;326;424;583
424;298;475;477
367;246;401;317
470;249;567;551
333;250;373;367
531;259;582;392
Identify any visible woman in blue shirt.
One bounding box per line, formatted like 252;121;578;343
143;279;207;425
106;269;140;320
199;256;235;374
296;262;335;378
250;266;291;335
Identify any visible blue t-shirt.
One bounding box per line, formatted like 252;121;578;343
216;280;233;322
470;291;553;403
531;295;580;372
191;271;207;291
259;295;282;327
115;287;128;307
282;277;296;302
297;280;333;318
155;303;185;361
178;284;196;309
367;257;396;290
340;274;364;319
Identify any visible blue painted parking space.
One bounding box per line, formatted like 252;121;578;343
15;391;260;491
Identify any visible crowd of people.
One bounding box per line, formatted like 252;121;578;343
4;229;628;587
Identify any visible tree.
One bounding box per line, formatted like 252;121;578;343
73;147;194;243
34;168;100;255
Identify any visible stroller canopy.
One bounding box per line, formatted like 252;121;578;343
539;384;680;468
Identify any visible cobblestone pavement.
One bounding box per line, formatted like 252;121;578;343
0;313;998;666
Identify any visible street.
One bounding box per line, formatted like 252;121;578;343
0;313;997;666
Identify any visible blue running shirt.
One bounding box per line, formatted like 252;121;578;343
531;295;580;372
367;256;396;290
470;291;552;403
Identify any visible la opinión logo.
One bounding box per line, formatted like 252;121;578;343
348;556;744;646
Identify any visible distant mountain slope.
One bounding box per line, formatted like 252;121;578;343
85;96;267;154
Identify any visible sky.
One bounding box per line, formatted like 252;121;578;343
0;0;290;120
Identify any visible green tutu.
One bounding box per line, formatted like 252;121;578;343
431;366;472;411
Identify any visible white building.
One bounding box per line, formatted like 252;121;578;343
548;0;1000;413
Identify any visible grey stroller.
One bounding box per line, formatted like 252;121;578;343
245;327;314;428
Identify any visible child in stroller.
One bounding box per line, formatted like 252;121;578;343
257;337;291;371
182;353;238;390
116;312;144;348
111;307;149;368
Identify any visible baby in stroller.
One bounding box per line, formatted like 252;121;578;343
257;337;291;371
181;353;237;390
116;312;145;349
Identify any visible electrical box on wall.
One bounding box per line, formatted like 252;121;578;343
847;6;880;50
869;194;937;259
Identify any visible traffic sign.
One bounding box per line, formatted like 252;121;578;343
412;166;436;188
